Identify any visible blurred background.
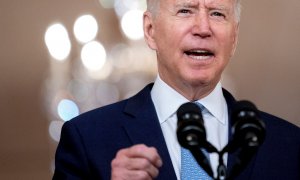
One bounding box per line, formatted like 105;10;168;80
0;0;299;179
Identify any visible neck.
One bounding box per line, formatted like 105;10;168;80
159;75;219;101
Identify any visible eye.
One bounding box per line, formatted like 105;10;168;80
178;9;191;14
211;11;225;18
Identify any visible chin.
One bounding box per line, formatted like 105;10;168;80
184;76;211;87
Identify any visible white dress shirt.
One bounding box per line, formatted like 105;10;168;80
151;76;229;179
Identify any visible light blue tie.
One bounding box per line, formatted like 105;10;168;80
181;102;212;180
181;147;212;180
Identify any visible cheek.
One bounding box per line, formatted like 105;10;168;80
217;29;236;56
155;24;185;56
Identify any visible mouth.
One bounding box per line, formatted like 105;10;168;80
184;49;215;60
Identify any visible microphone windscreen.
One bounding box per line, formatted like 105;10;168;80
231;100;266;148
232;100;259;121
176;102;206;148
177;102;201;119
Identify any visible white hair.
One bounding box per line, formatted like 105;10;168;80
235;0;242;22
147;0;242;22
146;0;160;16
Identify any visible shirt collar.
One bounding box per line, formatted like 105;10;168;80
151;76;189;124
151;76;227;125
195;82;227;125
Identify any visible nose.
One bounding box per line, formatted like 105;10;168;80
191;12;212;38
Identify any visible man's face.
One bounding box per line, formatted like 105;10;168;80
144;0;239;95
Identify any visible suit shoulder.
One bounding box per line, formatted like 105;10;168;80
260;111;300;140
65;99;129;128
63;83;153;129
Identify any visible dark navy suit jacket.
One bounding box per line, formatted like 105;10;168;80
53;83;300;180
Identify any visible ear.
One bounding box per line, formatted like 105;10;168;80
143;11;157;50
231;23;240;57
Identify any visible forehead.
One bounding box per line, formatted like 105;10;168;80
164;0;235;8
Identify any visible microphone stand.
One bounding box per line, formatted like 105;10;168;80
192;140;228;180
192;133;262;180
176;101;265;180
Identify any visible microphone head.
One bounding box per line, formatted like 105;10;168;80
231;100;266;148
177;102;202;120
232;100;258;119
176;102;206;149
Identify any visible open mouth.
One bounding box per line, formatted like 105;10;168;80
184;49;214;60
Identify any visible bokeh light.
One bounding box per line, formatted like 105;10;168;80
44;2;158;169
57;99;79;121
110;44;133;69
67;80;91;103
49;120;64;142
45;23;71;61
114;0;146;18
96;82;120;106
121;10;144;40
87;60;113;80
99;0;115;9
74;14;99;44
81;41;107;71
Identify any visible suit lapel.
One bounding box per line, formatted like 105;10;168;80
223;89;257;180
122;84;177;180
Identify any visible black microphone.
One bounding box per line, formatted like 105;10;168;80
176;102;214;177
176;102;207;148
231;100;266;149
226;100;266;179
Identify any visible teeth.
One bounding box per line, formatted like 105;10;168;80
189;55;211;60
190;50;210;53
185;49;213;60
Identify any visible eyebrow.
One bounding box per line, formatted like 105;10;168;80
174;1;230;9
206;1;232;11
209;4;229;11
174;1;199;9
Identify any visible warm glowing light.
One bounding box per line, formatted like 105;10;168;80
57;99;79;121
114;0;146;18
49;120;64;142
74;15;99;43
110;44;132;69
45;23;71;61
99;0;115;9
87;61;113;80
81;41;107;71
121;10;144;40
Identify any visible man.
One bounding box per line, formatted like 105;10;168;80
53;0;300;179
